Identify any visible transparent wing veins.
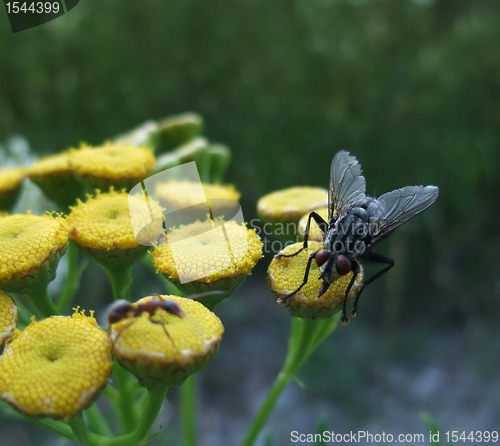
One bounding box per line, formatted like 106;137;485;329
370;185;439;242
329;150;366;221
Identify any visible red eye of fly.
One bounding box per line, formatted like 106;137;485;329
335;255;352;276
314;249;330;267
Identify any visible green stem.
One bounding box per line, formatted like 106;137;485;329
29;287;58;317
95;386;168;446
11;294;37;327
181;375;197;446
64;386;168;446
84;403;114;437
69;412;92;445
240;317;339;446
57;241;88;313
125;386;168;444
31;418;78;442
113;361;140;433
105;264;133;301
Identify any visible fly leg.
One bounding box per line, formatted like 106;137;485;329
340;260;361;325
276;211;328;259
277;250;318;305
350;252;395;318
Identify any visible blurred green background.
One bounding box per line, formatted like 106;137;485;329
1;0;499;444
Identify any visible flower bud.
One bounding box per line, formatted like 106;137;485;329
157;113;204;149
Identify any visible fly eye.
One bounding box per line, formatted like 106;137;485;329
335;255;352;276
314;249;330;267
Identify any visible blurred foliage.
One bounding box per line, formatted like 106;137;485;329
1;0;499;329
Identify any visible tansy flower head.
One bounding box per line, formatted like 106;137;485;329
0;308;112;419
0;291;18;350
151;220;263;309
257;187;328;243
0;167;26;212
257;187;328;223
298;207;329;242
267;242;364;319
0;213;69;294
155;180;241;210
109;295;223;388
67;189;162;269
70;143;155;192
28;152;85;210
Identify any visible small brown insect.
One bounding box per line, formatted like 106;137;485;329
108;297;185;349
107;291;224;349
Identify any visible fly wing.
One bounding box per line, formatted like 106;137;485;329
329;151;366;221
369;185;439;242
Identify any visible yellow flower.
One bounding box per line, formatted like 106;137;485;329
109;295;223;388
0;290;18;350
28;152;85;210
297;207;329;242
267;242;364;319
257;187;328;223
0;308;112;419
151;220;263;309
256;187;328;243
67;189;162;268
0;167;26;212
0;213;69;294
70;143;155;192
155;180;240;209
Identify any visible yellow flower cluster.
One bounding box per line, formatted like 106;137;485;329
0;308;112;419
0;213;69;293
68;189;153;251
257;187;328;223
27;144;156;209
70;143;155;186
152;220;263;284
67;189;163;268
267;242;364;319
29;152;73;178
155;181;240;208
110;295;223;387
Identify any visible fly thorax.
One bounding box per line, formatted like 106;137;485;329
328;213;369;258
